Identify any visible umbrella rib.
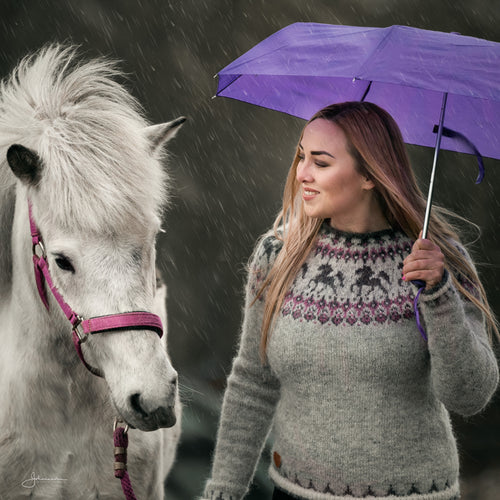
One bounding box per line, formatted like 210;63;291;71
360;81;372;101
355;25;395;78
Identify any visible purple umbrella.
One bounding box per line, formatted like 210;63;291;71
215;23;500;238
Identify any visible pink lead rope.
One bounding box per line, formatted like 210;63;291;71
29;202;163;499
114;419;137;500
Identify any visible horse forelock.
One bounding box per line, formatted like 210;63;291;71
0;44;168;234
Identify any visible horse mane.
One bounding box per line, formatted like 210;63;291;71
0;45;169;235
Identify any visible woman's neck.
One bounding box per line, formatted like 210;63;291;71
329;211;391;234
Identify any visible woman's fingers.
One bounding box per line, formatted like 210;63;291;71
403;237;445;288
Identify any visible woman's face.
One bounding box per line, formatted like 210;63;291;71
296;118;377;230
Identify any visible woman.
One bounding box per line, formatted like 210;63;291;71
201;102;498;499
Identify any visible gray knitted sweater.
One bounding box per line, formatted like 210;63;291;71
203;224;498;500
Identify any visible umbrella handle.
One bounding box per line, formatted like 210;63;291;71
411;279;426;288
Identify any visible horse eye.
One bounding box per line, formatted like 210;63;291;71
54;255;75;273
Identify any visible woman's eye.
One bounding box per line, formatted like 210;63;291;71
55;256;75;273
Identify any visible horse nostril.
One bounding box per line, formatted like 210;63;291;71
130;393;148;418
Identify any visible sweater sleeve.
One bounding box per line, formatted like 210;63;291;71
201;233;282;500
419;245;499;417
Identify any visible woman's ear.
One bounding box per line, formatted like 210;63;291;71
362;176;376;191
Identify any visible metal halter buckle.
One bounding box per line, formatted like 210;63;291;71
72;315;88;343
32;240;47;259
113;417;129;434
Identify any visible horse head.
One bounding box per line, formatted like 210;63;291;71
3;46;184;432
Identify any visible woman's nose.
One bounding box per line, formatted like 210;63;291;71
296;160;313;183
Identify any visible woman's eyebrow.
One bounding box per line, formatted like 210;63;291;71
299;143;335;158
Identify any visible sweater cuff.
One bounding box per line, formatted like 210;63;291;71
418;269;452;304
203;481;246;500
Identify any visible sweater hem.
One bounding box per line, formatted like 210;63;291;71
269;468;460;499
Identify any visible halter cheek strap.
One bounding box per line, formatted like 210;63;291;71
29;203;163;378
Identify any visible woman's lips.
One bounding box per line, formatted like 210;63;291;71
302;187;319;201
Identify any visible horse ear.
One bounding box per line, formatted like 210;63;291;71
145;116;186;154
6;144;42;185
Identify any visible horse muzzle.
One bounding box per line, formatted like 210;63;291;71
115;374;179;432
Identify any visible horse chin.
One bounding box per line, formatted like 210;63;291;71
112;400;178;432
129;410;177;432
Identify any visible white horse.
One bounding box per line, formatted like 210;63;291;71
0;46;184;499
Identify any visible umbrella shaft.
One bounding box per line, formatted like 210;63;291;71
422;92;448;239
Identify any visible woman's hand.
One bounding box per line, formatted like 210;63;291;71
403;232;445;289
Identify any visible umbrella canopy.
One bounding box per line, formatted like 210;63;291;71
216;23;500;161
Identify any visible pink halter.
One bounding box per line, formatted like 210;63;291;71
29;202;164;377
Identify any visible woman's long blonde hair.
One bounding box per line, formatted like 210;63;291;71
255;101;498;360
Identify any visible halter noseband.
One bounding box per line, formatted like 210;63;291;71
29;202;164;377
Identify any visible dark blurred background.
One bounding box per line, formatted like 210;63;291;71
1;1;499;498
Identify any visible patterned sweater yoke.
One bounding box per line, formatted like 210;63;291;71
202;224;498;500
